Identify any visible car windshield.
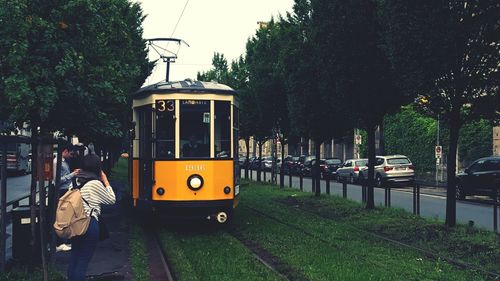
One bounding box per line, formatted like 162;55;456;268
326;159;342;164
387;158;411;165
355;160;368;166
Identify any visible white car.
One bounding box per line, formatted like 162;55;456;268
358;155;415;187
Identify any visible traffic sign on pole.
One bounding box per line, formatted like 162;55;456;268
355;135;362;145
435;146;442;158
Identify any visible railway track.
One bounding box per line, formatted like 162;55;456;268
145;227;176;281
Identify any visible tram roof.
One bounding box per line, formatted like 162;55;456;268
134;79;236;99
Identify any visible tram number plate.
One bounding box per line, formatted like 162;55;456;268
156;100;175;112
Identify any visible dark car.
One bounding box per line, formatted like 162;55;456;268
321;158;343;179
281;155;294;174
456;156;500;200
298;155;316;176
249;157;262;170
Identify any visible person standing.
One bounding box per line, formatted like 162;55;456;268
67;154;116;281
53;142;80;252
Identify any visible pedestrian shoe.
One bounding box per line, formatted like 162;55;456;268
56;244;72;252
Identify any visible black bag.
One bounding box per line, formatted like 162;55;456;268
98;216;110;241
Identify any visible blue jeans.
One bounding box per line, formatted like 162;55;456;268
67;217;99;281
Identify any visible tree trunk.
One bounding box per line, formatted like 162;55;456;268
314;140;321;197
245;138;250;179
445;110;461;227
366;126;376;209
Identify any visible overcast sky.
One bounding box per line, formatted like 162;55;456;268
135;0;294;85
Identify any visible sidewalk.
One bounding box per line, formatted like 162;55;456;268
54;180;132;280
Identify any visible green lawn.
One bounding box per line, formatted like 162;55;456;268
233;182;496;281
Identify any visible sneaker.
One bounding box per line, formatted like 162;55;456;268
56;244;72;252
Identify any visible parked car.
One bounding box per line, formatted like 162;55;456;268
298;155;316;176
302;158;322;177
238;156;247;167
358;155;415;187
262;156;274;171
456;156;500;200
280;155;294;174
289;156;301;175
337;159;368;184
249;157;261;170
321;158;343;179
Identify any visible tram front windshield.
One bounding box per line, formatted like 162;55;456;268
180;100;210;158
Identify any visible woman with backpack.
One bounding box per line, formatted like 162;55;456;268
67;154;116;281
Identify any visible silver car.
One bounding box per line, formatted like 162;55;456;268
336;158;368;184
359;155;415;187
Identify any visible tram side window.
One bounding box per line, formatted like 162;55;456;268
156;100;175;159
214;101;231;158
180;100;210;158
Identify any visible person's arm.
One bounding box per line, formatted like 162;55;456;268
98;171;116;205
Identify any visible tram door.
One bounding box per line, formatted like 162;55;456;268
138;107;153;199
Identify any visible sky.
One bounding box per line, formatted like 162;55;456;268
135;0;295;85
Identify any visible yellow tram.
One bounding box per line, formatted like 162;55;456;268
131;79;240;224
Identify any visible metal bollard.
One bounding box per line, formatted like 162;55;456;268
312;177;316;193
343;181;347;198
263;170;266;182
289;173;292;188
388;186;391;207
413;183;417;215
361;184;366;203
326;178;330;195
417;184;420;215
494;202;498;233
300;174;303;191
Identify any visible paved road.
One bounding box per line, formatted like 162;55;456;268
243;169;499;232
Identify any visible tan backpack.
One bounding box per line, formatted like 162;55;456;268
53;188;92;239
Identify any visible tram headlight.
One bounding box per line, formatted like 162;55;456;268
187;174;204;190
223;186;231;194
156;187;165;196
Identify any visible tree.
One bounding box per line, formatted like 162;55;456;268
197;52;230;84
310;0;405;205
0;0;150;275
380;0;499;226
245;20;285;183
0;0;151;139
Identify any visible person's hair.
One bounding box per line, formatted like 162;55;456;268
59;142;73;153
81;154;102;177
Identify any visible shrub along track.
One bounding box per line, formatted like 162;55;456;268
275;196;500;280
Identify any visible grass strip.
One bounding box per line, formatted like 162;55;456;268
274;184;500;274
158;226;284;281
0;266;64;281
236;182;493;281
129;223;150;281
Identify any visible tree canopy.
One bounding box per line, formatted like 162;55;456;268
0;0;151;140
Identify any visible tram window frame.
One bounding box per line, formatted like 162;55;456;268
214;101;231;159
180;100;211;159
155;99;176;159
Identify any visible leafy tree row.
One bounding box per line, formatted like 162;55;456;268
199;0;499;227
0;0;151;144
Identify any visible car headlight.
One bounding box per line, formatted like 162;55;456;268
187;174;204;191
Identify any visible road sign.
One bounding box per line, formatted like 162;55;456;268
435;145;442;158
355;135;362;145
